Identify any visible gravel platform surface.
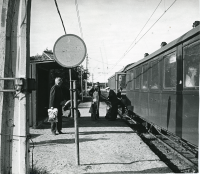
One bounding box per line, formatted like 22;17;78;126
30;102;173;174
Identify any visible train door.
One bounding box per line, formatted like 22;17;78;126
182;35;200;146
140;63;149;119
161;50;177;134
149;58;161;126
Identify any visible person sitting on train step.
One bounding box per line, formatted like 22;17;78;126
117;87;126;114
105;87;118;121
185;66;197;87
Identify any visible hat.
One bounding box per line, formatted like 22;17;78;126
105;87;110;90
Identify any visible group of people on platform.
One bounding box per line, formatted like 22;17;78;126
89;83;126;121
48;77;126;135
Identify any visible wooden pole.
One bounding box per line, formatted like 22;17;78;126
0;0;31;173
73;80;80;165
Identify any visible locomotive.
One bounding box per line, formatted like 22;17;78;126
105;24;200;147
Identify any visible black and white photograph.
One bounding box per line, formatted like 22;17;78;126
0;0;199;173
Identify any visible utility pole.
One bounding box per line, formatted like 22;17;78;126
0;1;31;173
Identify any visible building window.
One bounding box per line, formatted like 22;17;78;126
151;60;159;89
184;41;200;88
164;53;176;88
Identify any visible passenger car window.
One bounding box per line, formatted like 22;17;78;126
130;71;134;90
142;64;148;89
126;72;131;90
151;60;159;89
135;67;141;89
183;40;200;88
164;53;176;88
117;74;126;89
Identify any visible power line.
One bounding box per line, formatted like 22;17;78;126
74;0;88;72
88;57;121;66
127;0;177;54
124;0;163;55
54;0;67;34
75;0;84;39
108;0;177;74
108;0;163;72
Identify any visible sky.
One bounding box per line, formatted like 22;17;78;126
30;0;200;83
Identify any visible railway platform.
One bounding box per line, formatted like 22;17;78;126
30;100;173;174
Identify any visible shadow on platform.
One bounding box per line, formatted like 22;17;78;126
30;137;109;146
36;116;128;129
83;167;170;173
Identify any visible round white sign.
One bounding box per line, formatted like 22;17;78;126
53;34;87;68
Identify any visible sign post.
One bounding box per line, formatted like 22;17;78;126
53;34;87;165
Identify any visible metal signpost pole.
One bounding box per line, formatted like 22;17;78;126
73;80;80;165
81;69;83;101
53;34;86;166
69;69;74;118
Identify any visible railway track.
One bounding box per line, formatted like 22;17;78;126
101;96;199;173
123;113;198;173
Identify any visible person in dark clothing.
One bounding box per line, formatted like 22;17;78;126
117;87;126;114
95;82;101;118
89;84;95;97
96;82;101;98
105;87;118;121
49;77;65;135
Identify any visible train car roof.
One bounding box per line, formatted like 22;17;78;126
108;62;134;80
125;25;200;72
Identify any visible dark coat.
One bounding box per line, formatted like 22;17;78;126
97;85;101;96
107;89;118;120
89;87;95;97
117;91;122;99
108;89;118;104
49;85;64;109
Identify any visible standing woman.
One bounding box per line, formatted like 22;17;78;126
91;86;99;120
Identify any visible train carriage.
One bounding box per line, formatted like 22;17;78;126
108;25;200;147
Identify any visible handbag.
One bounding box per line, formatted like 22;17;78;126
48;107;58;122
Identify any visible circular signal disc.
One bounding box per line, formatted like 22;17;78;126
53;34;87;68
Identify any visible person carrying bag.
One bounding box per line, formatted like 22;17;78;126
89;86;99;121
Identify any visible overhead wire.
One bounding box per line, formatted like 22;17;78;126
124;0;163;55
88;57;121;66
74;0;88;70
75;0;84;39
54;0;67;34
107;0;177;75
